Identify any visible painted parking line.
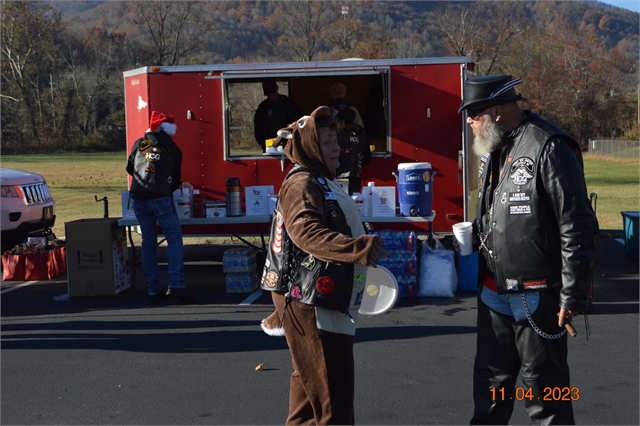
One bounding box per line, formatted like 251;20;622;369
239;288;263;305
1;281;39;295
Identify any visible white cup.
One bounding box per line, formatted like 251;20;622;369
452;222;474;256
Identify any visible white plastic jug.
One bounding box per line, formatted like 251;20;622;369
351;192;364;216
177;190;191;218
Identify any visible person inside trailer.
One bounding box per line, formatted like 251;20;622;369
329;82;364;128
333;97;371;195
253;78;304;152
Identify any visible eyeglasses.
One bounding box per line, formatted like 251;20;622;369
467;106;491;121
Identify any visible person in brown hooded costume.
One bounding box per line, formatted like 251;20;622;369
260;106;388;424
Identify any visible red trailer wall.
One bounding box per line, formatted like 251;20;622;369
125;71;290;235
363;63;464;233
125;62;465;235
125;72;151;156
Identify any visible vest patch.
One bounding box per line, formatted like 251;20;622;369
263;270;279;288
505;278;519;291
510;157;534;186
271;210;284;254
510;205;531;215
523;279;548;290
325;191;338;201
479;153;490;178
289;285;303;299
509;192;531;202
316;276;335;295
301;255;316;270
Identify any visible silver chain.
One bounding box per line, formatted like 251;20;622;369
520;293;566;340
478;231;493;259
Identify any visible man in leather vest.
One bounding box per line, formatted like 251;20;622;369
126;111;196;304
457;75;600;424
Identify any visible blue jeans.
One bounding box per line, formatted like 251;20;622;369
132;196;185;295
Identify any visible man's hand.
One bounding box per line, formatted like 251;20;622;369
558;307;578;327
368;238;390;267
452;237;461;253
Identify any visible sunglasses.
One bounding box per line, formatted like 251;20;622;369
467;106;492;120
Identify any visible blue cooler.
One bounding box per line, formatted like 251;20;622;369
397;162;433;217
457;251;479;292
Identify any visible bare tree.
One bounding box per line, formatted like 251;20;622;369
1;0;65;147
521;16;634;147
131;1;212;66
431;2;524;75
265;1;334;62
61;27;129;135
325;15;360;56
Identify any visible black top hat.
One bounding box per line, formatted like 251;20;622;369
458;74;527;113
262;78;278;95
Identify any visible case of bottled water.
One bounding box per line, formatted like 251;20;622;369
368;229;420;297
396;274;417;298
222;248;257;273
368;230;418;253
225;271;258;293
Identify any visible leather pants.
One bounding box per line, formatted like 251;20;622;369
471;288;575;425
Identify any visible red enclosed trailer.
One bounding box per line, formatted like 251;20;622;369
123;57;477;236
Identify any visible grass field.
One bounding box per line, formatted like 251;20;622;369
582;155;639;231
1;152;638;239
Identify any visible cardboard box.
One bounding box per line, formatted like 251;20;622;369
65;218;130;297
372;186;396;217
206;201;226;218
245;185;274;216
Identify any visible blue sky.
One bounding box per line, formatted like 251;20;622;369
598;0;640;12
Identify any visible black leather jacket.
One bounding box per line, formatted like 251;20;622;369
476;111;600;311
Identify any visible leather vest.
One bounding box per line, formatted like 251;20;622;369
477;114;581;294
131;136;175;196
260;167;354;313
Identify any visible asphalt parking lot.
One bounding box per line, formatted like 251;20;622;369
1;234;638;425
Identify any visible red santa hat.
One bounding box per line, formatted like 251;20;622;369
148;111;177;135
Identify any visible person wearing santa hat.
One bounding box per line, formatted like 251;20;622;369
126;111;196;303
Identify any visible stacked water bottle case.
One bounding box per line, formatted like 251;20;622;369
369;230;419;297
223;248;258;293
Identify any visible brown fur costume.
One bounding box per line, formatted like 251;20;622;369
262;106;377;424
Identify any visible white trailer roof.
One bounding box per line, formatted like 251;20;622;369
123;57;472;78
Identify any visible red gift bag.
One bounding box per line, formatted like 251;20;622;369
2;253;26;281
54;246;67;276
25;251;56;281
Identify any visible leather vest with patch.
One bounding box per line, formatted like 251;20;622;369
260;167;354;313
477;114;580;294
131;137;175;196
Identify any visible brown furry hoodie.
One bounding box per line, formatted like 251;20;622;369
261;106;378;334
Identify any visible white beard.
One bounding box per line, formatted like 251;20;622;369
472;117;503;156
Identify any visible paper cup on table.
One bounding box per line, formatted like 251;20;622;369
358;266;399;316
452;222;474;256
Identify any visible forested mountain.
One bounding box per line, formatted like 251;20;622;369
53;0;639;64
2;0;638;153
